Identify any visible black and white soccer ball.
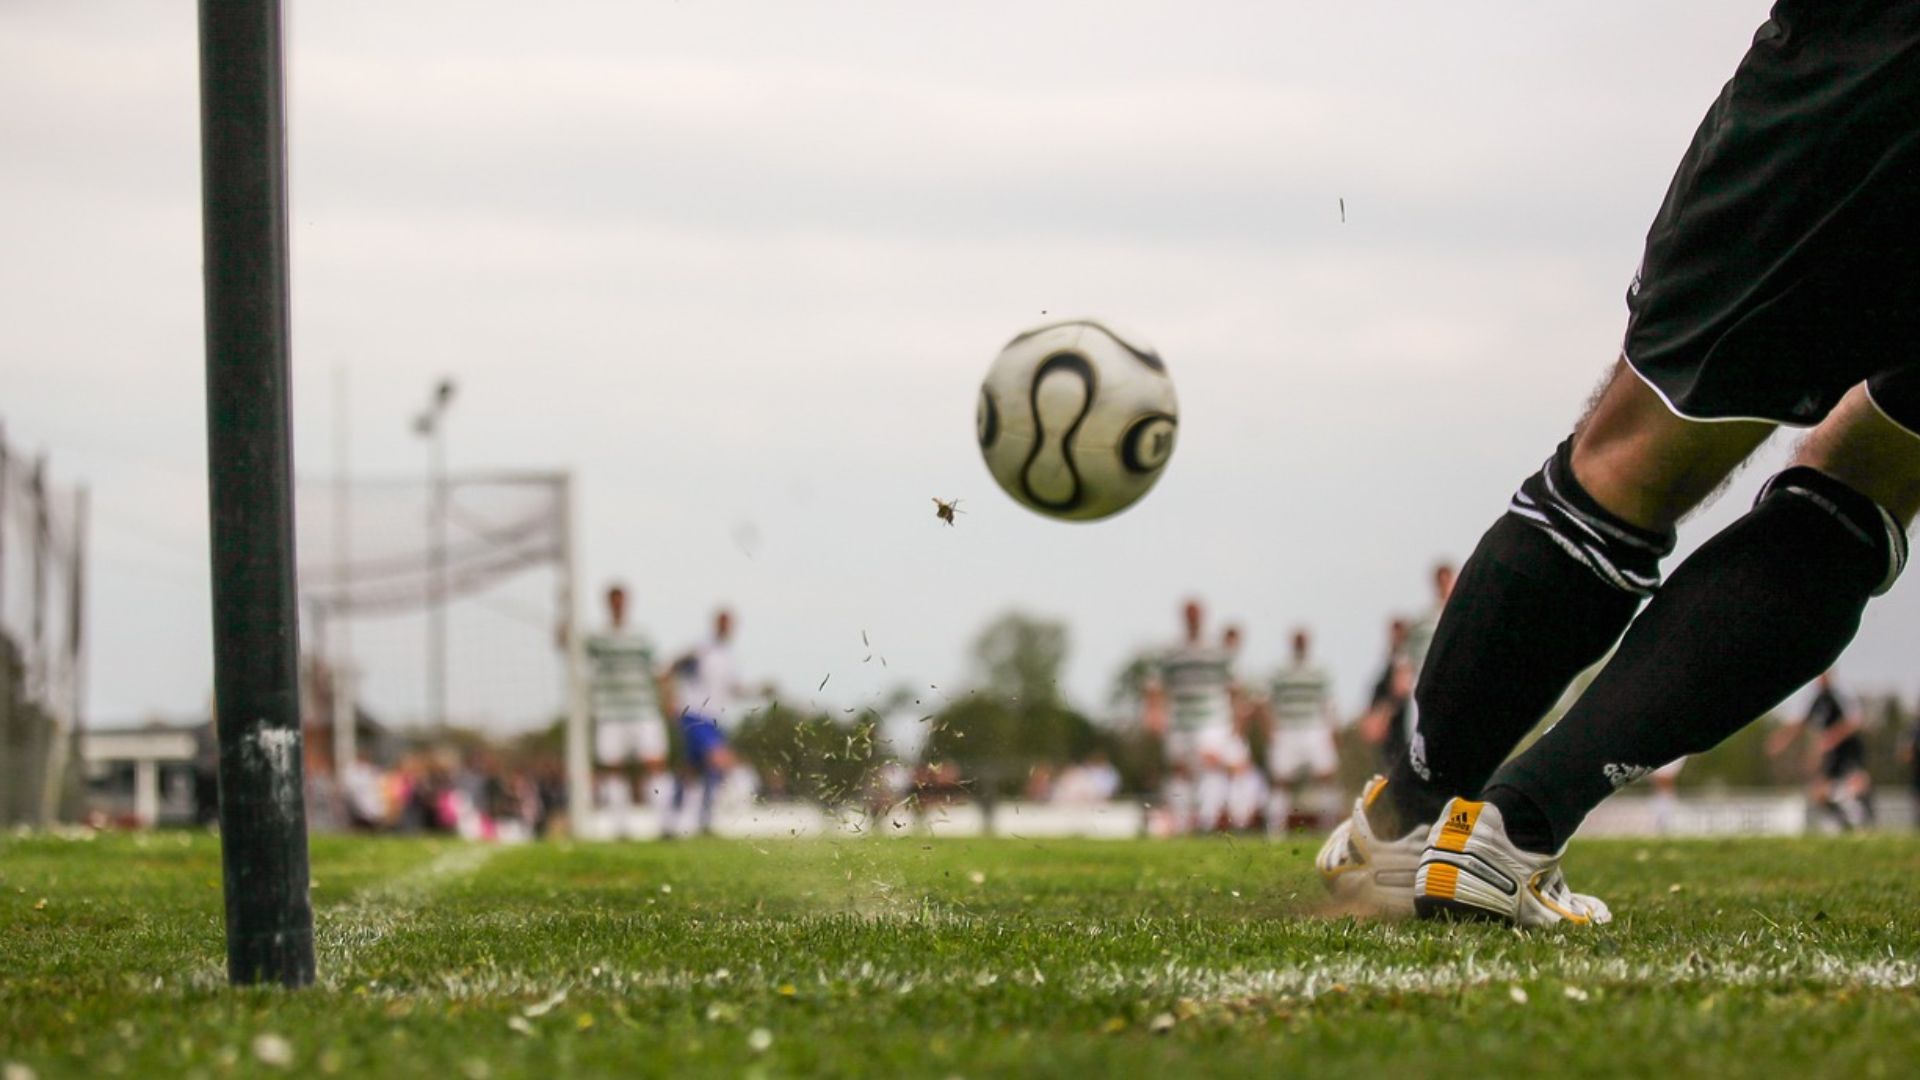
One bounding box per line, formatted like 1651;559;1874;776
975;319;1178;521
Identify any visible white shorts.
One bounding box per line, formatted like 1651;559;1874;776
1193;724;1250;770
596;717;668;766
1268;728;1337;782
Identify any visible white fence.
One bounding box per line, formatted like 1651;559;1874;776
582;791;1914;842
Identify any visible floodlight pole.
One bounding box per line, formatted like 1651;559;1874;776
414;379;455;732
198;0;316;988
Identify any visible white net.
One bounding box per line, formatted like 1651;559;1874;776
298;472;564;618
295;471;576;735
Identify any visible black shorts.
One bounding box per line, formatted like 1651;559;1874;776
1623;1;1920;432
1820;737;1868;781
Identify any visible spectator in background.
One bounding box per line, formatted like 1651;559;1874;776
342;748;389;831
1072;752;1122;803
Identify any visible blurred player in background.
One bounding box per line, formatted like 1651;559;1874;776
1769;670;1874;831
671;608;745;836
586;583;674;838
1648;756;1686;835
1325;2;1920;926
1210;624;1266;831
1356;617;1412;774
1402;562;1455;702
1142;599;1237;835
1265;627;1339;833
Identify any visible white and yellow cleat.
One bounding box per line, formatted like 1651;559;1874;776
1413;797;1611;927
1315;775;1427;916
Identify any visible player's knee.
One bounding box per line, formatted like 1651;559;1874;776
1506;436;1678;597
1794;385;1920;524
1756;466;1909;596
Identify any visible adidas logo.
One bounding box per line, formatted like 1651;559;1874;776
1448;810;1471;828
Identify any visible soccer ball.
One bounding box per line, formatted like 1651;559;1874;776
975;319;1178;521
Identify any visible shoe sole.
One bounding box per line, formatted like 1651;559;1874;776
1413;853;1519;924
1413;895;1509;923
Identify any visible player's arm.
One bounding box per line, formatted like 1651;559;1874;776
655;662;678;721
1245;691;1272;747
1355;698;1389;745
1765;717;1805;757
1142;676;1168;736
1817;704;1864;753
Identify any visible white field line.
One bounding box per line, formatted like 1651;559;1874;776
346;950;1920;1004
155;844;502;992
315;844;500;960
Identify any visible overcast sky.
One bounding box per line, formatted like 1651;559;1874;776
5;1;1910;733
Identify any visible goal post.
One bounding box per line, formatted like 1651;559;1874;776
198;0;316;988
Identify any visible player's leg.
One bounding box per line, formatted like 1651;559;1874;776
1266;733;1300;833
1649;759;1682;835
1224;764;1260;832
637;719;673;838
1377;360;1772;835
1481;384;1917;856
1160;733;1196;836
1194;756;1230;834
1311;729;1341;826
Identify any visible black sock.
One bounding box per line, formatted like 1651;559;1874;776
1486;467;1907;852
1376;438;1672;834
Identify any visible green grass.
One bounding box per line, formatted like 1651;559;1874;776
3;829;1917;1078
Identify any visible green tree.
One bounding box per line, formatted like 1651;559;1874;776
924;612;1107;798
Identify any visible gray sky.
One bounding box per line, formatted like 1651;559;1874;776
5;1;1911;732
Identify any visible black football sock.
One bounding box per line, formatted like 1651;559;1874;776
1485;466;1908;853
1374;437;1675;835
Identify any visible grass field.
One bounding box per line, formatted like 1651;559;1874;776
3;829;1917;1078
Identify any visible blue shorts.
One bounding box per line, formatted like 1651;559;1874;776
679;712;729;770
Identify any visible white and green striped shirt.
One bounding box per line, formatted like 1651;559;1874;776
1154;643;1236;733
586;630;664;726
1269;661;1334;731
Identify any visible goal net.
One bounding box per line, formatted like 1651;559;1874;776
295;470;589;825
0;430;87;826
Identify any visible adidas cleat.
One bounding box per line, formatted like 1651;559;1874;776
1413;798;1611;927
1315;775;1427;916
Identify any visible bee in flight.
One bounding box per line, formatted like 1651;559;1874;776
932;497;964;526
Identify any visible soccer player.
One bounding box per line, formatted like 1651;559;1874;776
1356;617;1413;774
1400;563;1454;706
1768;670;1874;832
670;608;745;836
1265;627;1339;834
1213;624;1267;831
586;584;675;838
1321;2;1919;924
1647;757;1686;836
1141;599;1238;835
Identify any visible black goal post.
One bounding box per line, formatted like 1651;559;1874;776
198;0;316;988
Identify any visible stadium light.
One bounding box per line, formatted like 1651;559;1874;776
414;377;456;731
198;0;315;987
